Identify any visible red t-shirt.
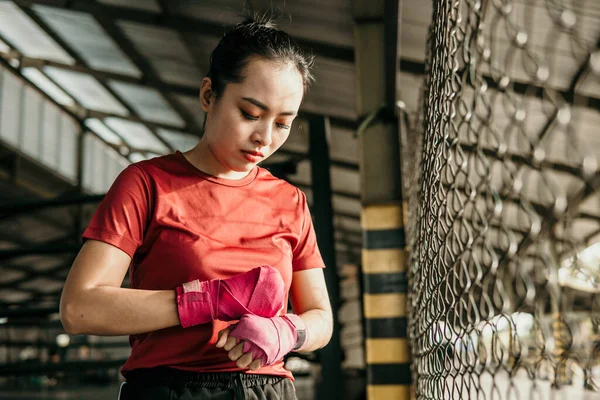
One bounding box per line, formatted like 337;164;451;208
82;151;325;380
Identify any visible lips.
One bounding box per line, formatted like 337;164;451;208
243;150;264;157
241;150;264;163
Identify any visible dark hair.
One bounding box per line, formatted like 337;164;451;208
206;14;315;99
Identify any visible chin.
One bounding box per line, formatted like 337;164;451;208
230;163;256;173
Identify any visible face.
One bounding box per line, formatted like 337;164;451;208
198;58;304;179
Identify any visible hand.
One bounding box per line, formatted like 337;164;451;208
176;265;285;328
216;327;263;370
224;314;306;366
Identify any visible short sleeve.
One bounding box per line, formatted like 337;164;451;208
292;189;327;272
82;165;151;258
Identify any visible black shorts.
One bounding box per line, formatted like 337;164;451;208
117;367;298;400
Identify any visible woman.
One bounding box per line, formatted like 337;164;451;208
60;16;333;400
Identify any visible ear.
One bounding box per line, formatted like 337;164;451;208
199;77;214;113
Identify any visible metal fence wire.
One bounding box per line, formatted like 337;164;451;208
404;0;600;398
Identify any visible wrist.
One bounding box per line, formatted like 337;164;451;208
282;314;307;351
176;279;216;328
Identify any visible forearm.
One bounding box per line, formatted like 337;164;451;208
295;308;333;353
60;286;180;336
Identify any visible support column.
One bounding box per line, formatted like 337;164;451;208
352;0;411;399
308;115;344;399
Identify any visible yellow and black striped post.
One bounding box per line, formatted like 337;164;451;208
361;203;410;399
353;0;410;397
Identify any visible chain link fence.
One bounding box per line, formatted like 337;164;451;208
403;0;600;398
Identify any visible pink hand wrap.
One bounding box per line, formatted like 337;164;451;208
176;265;284;328
229;313;307;366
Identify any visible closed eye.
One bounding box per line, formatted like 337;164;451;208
241;110;258;121
276;123;291;130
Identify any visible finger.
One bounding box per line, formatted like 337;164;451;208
248;359;262;371
223;335;239;352
227;342;246;361
215;329;230;348
236;352;255;369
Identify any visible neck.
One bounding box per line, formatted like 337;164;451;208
184;137;251;180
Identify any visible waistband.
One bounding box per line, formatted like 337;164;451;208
125;367;285;389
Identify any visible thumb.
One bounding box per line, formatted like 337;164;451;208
215;328;231;348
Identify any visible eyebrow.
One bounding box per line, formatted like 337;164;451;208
241;97;297;117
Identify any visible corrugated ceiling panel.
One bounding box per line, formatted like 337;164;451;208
330;166;360;196
21;85;43;160
165;0;243;25
82;132;95;192
397;72;423;112
128;152;148;163
332;195;361;217
172;95;204;128
402;0;431;26
39;101;60;171
83;133;128;193
108;81;185;127
0;68;22;147
329;125;357;164
84;118;123;145
280;119;309;154
176;33;219;75
57;114;79;182
104;117;170;154
105;148;129;190
256;0;354;48
0;2;74;64
33;5;141;77
302;57;356;120
21;67;75;107
98;0;161;13
156;129;198;152
118;21;203;87
400;20;428;62
44;66;129;115
0;37;9;52
168;0;354;47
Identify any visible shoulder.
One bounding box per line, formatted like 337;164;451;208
123;153;189;186
255;167;305;203
131;153;180;176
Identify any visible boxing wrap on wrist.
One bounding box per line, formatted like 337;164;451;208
228;313;308;366
176;265;285;328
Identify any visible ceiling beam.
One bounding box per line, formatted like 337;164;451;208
14;0;355;63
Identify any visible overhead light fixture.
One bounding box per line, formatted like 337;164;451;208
56;334;70;348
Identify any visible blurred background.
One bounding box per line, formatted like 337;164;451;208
0;0;598;399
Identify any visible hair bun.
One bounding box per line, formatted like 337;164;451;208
240;12;277;29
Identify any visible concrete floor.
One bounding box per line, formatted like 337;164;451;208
0;377;317;400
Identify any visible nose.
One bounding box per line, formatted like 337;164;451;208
252;123;273;147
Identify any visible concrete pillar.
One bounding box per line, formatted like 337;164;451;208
352;1;411;399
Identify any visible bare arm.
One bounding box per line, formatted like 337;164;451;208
288;268;333;352
60;239;180;336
